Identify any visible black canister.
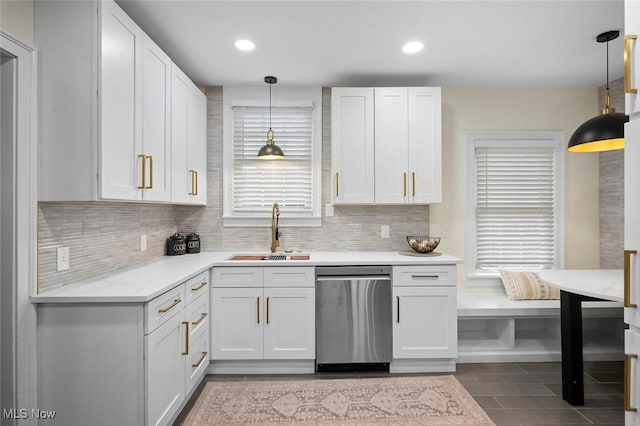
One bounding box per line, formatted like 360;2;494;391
166;233;186;256
186;233;201;254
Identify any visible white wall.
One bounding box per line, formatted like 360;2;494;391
434;87;600;286
0;0;34;46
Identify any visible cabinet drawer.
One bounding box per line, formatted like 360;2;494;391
186;331;209;394
145;284;186;334
264;267;315;288
393;265;456;287
212;267;263;288
187;292;209;340
185;271;209;304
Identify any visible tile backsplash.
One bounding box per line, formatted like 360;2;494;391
37;87;429;290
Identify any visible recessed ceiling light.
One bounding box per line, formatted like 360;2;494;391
235;39;255;52
402;41;424;54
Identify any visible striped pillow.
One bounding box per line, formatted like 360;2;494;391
498;270;560;300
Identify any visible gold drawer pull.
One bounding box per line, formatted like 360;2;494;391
335;172;339;197
188;170;196;195
158;298;181;314
626;35;638;94
191;312;208;326
626;353;638;412
182;321;189;355
137;154;146;189
625;249;638;308
191;281;207;292
194;171;198;195
146;155;153;189
192;351;208;368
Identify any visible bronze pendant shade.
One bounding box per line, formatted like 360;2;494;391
257;76;285;159
568;30;628;153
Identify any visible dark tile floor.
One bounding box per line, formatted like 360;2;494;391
174;361;624;425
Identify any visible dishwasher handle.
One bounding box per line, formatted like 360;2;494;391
316;275;391;282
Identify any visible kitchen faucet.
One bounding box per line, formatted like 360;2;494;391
270;202;281;253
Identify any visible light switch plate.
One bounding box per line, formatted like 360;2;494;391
325;204;334;217
381;225;390;239
57;246;70;271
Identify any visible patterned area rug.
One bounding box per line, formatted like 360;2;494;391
182;375;495;425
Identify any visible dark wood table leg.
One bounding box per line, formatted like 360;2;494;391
560;290;585;406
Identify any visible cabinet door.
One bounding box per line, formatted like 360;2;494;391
170;64;191;204
331;88;374;204
392;286;457;359
625;328;640;425
374;87;409;204
141;34;171;201
626;118;640;328
99;0;143;200
408;87;441;203
187;83;207;205
211;288;263;360
186;326;209;395
263;287;315;359
626;0;640;116
146;312;186;426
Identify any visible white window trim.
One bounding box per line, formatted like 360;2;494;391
465;131;565;286
222;86;322;227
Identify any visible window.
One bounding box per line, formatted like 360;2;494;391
223;86;322;226
465;132;564;284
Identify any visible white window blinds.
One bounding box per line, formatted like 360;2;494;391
231;105;314;214
474;145;556;270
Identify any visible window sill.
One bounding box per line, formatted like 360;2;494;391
223;216;322;228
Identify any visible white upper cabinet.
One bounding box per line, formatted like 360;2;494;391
331;88;375;204
171;65;207;205
626;0;640;116
331;86;441;205
36;0;205;204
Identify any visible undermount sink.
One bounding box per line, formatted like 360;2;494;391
228;252;310;261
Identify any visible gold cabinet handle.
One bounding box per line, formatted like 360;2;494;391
625;249;638;308
256;297;260;324
191;351;208;368
335;172;339;197
194;171;198;195
191;312;208;326
137;154;146;189
403;172;407;196
626;353;638;412
266;297;270;325
191;281;207;292
158;298;181;314
188;170;196;195
626;35;638;94
182;321;189;355
146;155;153;189
412;172;416;196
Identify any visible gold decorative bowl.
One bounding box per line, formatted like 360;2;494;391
406;236;441;253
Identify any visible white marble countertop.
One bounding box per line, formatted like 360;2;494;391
538;269;623;302
31;251;462;303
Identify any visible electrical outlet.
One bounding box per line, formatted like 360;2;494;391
381;225;390;239
57;246;70;271
140;235;147;251
325;204;334;217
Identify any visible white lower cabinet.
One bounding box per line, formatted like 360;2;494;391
37;270;210;426
391;265;457;372
211;267;315;365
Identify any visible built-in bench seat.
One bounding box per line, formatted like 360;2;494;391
457;287;624;363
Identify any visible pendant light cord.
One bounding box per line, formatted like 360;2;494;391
269;82;272;131
605;38;610;92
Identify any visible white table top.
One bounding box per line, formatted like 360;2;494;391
538;269;623;303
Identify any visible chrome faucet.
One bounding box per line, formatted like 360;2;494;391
270;202;281;253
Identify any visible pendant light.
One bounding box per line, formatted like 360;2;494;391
257;76;284;159
568;30;628;152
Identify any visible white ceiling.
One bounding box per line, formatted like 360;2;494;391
116;0;625;88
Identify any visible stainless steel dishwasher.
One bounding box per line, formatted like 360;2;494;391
315;266;392;372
